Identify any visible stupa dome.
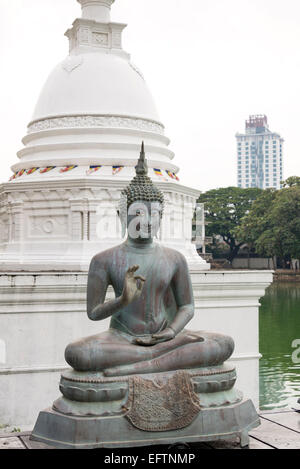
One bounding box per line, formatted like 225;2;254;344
31;52;161;125
1;0;208;273
11;0;179;176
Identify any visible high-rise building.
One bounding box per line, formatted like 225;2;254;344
236;115;284;189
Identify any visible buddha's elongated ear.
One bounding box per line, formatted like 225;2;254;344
121;219;127;238
155;221;162;240
152;206;162;240
117;203;127;238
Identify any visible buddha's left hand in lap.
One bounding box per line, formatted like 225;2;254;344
134;327;175;346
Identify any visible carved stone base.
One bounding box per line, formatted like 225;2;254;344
56;365;240;416
31;366;259;449
31;398;259;449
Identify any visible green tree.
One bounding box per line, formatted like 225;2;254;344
235;189;277;250
282;176;300;188
237;185;300;267
197;186;262;263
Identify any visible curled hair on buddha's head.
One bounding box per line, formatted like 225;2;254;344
118;142;165;237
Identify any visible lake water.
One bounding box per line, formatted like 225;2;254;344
259;282;300;410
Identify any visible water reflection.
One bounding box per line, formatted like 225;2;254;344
259;282;300;410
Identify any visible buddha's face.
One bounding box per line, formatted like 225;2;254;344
127;200;162;240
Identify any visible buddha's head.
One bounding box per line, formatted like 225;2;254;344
118;143;164;240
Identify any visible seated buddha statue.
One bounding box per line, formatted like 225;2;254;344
65;144;234;377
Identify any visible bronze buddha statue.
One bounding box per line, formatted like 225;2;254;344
31;144;260;449
65;143;234;376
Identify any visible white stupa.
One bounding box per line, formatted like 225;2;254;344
0;0;208;271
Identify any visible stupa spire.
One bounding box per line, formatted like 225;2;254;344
77;0;115;23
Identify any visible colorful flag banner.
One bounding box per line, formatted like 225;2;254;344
112;166;124;175
166;170;175;180
154;168;163;176
16;169;25;178
40;166;56;174
154;168;168;182
9;173;17;181
87;165;102;175
26;167;39;175
166;170;180;181
60;165;77;173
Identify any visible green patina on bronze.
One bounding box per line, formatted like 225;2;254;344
31;143;260;448
64;143;234;376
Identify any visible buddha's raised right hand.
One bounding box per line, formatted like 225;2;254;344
121;265;146;306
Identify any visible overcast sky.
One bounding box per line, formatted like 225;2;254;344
1;0;300;191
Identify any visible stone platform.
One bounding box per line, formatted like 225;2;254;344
1;409;300;450
30;398;259;449
29;365;260;449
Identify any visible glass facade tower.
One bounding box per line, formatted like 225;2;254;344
236;115;284;189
